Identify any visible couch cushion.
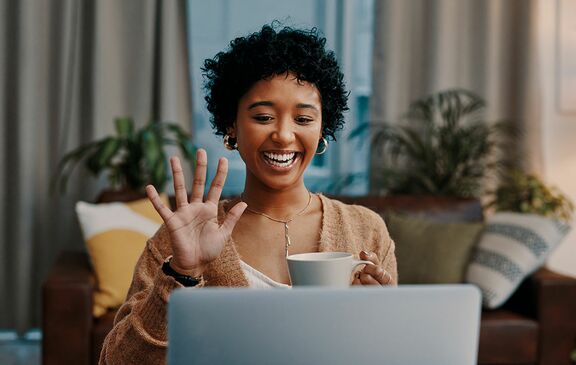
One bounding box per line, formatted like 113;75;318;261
76;195;167;317
466;212;570;308
478;310;538;365
386;212;483;283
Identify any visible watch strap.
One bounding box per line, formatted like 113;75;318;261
162;256;202;287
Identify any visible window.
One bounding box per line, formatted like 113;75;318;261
186;0;373;196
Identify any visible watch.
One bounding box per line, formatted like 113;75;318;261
162;256;202;287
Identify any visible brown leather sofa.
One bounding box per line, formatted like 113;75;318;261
42;195;576;365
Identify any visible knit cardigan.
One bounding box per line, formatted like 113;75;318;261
99;194;397;365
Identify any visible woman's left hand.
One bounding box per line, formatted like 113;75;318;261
352;250;393;286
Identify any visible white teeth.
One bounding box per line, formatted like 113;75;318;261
263;152;297;167
264;152;296;162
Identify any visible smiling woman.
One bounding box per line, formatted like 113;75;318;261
98;24;397;365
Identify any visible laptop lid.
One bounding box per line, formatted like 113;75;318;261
168;285;481;365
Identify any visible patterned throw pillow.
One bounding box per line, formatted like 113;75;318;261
466;212;570;309
76;195;167;317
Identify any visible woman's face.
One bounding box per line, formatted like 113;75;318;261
230;72;322;192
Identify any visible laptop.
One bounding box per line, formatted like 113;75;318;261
168;285;481;365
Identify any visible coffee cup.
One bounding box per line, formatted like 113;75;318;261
286;252;373;287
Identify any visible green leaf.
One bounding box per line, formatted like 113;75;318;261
151;159;168;191
144;131;163;160
140;128;165;186
115;117;134;139
85;138;121;175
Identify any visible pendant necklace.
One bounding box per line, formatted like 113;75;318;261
240;191;313;257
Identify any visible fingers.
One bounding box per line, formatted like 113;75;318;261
146;185;173;222
352;271;381;286
206;157;228;204
190;149;208;203
362;264;392;285
358;272;381;285
360;250;380;265
170;156;189;208
357;250;393;285
220;202;248;235
362;261;383;277
357;267;392;285
171;150;228;206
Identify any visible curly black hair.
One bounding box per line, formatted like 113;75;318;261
202;23;349;141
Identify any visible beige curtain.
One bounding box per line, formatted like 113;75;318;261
0;0;192;334
370;0;542;191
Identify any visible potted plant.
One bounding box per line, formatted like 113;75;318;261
52;117;195;198
490;169;574;222
350;88;513;198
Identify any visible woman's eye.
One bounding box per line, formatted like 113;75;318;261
296;117;314;124
253;115;273;122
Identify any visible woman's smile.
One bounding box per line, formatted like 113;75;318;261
261;151;301;170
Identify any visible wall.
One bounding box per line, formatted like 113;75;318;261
539;0;576;277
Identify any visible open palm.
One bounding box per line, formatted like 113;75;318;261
146;149;247;276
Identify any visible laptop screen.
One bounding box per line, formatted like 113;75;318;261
168;285;481;365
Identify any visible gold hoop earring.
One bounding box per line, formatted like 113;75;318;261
316;137;328;155
223;135;237;150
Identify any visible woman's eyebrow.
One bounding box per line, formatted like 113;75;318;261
247;101;320;111
247;101;273;109
296;103;319;111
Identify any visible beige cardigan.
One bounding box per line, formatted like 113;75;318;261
99;194;397;365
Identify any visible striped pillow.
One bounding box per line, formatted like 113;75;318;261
466;212;570;308
76;195;167;317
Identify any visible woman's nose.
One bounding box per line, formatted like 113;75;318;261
270;119;296;145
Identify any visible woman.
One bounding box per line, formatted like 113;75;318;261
99;24;397;364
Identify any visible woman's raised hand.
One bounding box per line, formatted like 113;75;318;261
145;149;247;277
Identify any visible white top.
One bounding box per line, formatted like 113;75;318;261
240;260;291;289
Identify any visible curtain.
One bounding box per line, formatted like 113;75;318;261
369;0;542;192
0;0;192;334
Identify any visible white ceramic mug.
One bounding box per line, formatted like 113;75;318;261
286;252;373;287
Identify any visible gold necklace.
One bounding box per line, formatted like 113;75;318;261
240;191;313;257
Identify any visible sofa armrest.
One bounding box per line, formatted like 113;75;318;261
42;250;95;365
530;268;576;365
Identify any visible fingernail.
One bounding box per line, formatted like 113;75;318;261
361;250;369;256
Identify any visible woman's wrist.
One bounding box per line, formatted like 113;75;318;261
169;257;205;278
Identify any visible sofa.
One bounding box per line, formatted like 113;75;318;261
42;195;576;365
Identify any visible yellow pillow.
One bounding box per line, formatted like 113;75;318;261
75;195;168;317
